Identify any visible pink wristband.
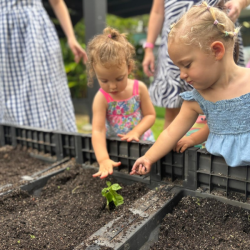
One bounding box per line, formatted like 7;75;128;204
143;42;154;49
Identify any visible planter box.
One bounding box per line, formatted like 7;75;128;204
0;152;71;197
0;163;151;249
81;187;250;250
1;123;250;249
1;123;250;199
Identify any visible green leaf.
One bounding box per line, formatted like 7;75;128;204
17;240;20;244
113;193;124;207
68;81;78;88
106;181;111;187
101;187;109;196
105;192;113;203
65;62;77;73
30;235;35;239
111;183;122;191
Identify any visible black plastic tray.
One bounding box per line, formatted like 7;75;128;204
79;186;250;250
0;157;71;197
1;123;250;200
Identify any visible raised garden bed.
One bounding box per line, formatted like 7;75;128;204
0;146;49;186
0;163;154;249
148;189;250;250
0;146;70;195
2;124;250;249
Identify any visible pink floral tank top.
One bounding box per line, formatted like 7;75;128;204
100;80;154;142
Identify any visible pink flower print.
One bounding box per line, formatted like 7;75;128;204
125;122;131;128
115;106;124;115
113;116;123;125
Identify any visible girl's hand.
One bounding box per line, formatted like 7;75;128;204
142;49;155;77
93;159;121;179
173;136;195;153
130;156;152;175
118;131;140;142
68;37;88;64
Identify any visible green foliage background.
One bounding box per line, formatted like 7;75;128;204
60;14;149;98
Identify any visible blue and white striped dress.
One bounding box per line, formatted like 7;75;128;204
0;0;77;132
149;0;245;108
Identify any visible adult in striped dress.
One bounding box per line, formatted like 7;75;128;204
0;0;87;132
143;0;246;129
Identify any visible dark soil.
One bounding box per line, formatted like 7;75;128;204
151;196;250;250
0;146;50;188
0;164;149;249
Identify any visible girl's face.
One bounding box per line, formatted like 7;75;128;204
94;62;131;95
168;41;220;91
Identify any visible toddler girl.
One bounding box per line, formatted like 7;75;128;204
87;27;156;179
131;2;250;176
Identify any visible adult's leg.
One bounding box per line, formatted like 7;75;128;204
164;107;180;129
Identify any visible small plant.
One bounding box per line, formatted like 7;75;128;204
196;198;201;206
102;181;124;209
30;235;35;239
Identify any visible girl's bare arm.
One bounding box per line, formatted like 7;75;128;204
92;93;121;178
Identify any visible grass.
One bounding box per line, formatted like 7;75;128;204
154;106;165;119
151;118;164;139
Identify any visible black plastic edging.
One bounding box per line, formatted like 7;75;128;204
76;185;175;250
0;125;5;147
0;158;71;197
79;186;250;250
2;123;250;201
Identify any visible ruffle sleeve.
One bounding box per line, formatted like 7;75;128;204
179;91;195;101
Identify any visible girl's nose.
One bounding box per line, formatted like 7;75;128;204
180;70;187;80
110;82;117;89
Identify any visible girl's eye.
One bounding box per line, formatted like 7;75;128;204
117;78;124;81
101;80;107;83
185;63;191;69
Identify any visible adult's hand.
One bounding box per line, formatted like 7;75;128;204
225;0;246;23
142;49;155;77
68;37;88;64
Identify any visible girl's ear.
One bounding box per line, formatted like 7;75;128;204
210;41;225;60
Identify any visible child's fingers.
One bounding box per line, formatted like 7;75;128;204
180;144;189;153
127;137;139;142
92;171;102;178
173;142;180;152
100;170;109;179
108;168;113;175
112;161;121;167
130;169;137;175
118;134;126;140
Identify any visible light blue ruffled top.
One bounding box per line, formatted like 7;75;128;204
180;89;250;167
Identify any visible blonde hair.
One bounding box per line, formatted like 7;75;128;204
169;2;240;53
86;27;136;86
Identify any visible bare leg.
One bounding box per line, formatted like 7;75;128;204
164;108;181;129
